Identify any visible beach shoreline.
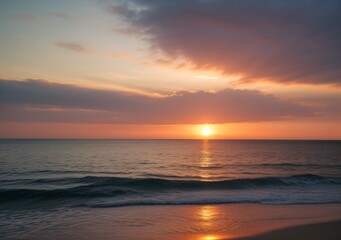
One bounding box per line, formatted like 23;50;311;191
233;220;341;240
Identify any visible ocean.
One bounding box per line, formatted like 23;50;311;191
0;139;340;239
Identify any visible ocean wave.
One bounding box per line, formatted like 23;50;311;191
107;174;340;189
0;187;138;201
0;174;339;203
6;173;341;188
0;169;131;175
178;163;341;170
256;163;341;168
80;189;341;208
81;198;341;208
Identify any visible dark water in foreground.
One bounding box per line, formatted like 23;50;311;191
0;140;340;239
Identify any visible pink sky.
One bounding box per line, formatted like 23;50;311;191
0;0;340;139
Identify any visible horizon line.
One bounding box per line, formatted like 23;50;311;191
0;138;340;141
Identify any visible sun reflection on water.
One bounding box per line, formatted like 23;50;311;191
200;139;212;180
197;205;220;240
195;141;229;240
197;205;220;228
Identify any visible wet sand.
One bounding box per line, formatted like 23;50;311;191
233;220;341;240
2;203;340;240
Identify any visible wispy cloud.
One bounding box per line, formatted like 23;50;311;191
12;13;39;22
56;41;88;53
51;12;74;21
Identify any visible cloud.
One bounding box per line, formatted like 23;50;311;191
56;41;88;53
51;12;74;21
108;0;341;85
0;79;313;124
12;13;39;22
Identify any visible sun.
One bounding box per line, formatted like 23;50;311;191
201;124;213;137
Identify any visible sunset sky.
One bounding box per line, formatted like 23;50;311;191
0;0;340;139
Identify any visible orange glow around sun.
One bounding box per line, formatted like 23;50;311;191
201;124;213;137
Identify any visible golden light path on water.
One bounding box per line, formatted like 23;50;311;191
196;205;227;240
196;140;229;239
195;140;242;239
200;139;213;180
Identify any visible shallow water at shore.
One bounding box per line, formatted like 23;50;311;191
1;204;340;240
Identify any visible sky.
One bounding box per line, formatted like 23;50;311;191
0;0;340;139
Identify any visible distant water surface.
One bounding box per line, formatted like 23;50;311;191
1;140;341;240
0;139;340;207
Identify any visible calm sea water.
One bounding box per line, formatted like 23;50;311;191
0;140;340;239
0;140;340;206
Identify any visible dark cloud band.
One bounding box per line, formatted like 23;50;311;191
0;79;312;124
110;0;341;85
